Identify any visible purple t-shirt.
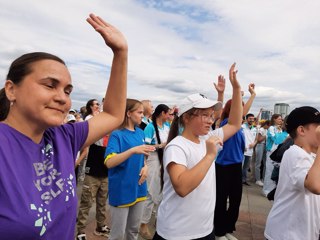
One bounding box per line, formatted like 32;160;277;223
0;121;88;240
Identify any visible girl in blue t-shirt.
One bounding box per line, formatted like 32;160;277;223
105;99;155;240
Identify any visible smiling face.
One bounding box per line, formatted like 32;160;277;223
9;59;72;129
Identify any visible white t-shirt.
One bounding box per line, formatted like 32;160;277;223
242;123;257;156
258;127;267;144
156;128;224;240
85;114;104;146
265;145;320;240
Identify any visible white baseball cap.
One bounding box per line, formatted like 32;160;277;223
67;114;76;123
178;93;222;117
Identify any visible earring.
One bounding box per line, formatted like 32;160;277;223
10;101;13;106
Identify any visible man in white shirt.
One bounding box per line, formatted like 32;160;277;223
242;113;257;185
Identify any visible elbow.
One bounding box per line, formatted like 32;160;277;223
309;188;320;195
305;181;320;195
173;186;191;198
175;189;188;198
105;160;113;169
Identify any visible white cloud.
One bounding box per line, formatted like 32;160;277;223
0;0;319;116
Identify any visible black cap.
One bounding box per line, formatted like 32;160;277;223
286;106;320;133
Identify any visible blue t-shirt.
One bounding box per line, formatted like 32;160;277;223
215;118;245;165
0;121;88;240
105;127;147;207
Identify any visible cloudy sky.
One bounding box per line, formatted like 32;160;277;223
1;0;319;115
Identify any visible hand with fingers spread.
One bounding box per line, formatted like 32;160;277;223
213;75;226;94
138;165;148;185
87;13;128;53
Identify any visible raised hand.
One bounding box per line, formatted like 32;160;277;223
248;83;256;96
229;63;241;89
86;13;128;53
213;75;225;94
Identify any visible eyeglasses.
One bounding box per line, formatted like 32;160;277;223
192;113;215;122
169;113;175;116
93;102;100;106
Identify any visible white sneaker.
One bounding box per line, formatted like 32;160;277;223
77;233;87;240
255;180;264;187
215;236;228;240
226;233;238;240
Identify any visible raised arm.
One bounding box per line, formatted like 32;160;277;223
243;83;256;117
213;75;225;123
304;125;320;194
83;14;128;148
222;63;243;141
214;75;225;103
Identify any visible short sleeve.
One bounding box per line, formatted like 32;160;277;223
105;131;121;157
207;127;224;141
58;121;89;160
144;123;156;144
289;154;312;191
163;144;188;169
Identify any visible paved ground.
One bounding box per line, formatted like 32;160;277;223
76;180;272;240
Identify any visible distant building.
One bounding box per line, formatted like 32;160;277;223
274;103;290;118
261;109;272;120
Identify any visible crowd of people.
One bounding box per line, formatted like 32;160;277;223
0;13;320;240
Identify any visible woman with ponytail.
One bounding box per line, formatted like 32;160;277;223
140;104;170;239
0;14;128;239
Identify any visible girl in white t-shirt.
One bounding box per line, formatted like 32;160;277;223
154;63;243;240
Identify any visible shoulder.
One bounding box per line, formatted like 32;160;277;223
208;127;224;140
47;121;88;137
166;136;186;148
144;123;155;131
135;127;144;135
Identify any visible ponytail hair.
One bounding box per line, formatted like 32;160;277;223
0;88;10;121
166;115;180;144
151;104;169;161
151;104;169;190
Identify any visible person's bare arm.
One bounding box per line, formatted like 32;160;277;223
75;147;88;168
243;83;256;117
167;136;222;197
221;63;243;141
83;14;128;148
304;125;320;194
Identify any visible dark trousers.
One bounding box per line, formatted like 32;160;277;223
153;230;214;240
214;163;243;237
